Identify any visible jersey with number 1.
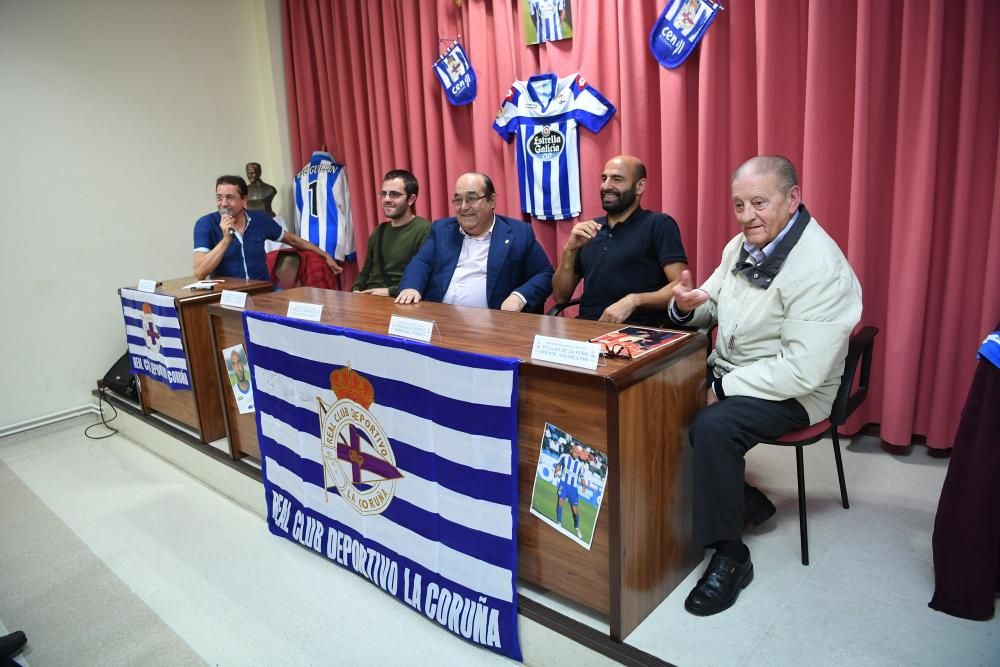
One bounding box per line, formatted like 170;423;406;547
294;151;356;262
493;73;615;220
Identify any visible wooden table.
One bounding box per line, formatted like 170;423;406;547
207;287;706;639
122;277;272;442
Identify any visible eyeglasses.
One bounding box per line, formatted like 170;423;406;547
451;193;489;207
601;343;632;359
377;190;406;199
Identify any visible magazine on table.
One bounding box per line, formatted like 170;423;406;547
588;326;690;359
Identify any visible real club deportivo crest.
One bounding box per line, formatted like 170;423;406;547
318;366;402;515
141;303;162;353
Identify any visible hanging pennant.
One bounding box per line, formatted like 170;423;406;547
649;0;723;69
433;38;477;106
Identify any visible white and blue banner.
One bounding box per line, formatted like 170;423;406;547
433;40;477;106
120;288;190;390
243;311;522;661
649;0;723;69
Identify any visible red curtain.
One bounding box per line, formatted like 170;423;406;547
283;0;1000;449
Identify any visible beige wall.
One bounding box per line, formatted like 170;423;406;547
0;0;291;428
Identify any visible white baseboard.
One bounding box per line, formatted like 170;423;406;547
0;404;100;439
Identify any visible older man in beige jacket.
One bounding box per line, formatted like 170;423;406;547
670;155;862;616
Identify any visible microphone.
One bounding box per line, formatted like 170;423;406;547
220;207;235;237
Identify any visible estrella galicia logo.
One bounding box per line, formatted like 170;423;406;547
318;365;402;516
527;125;565;161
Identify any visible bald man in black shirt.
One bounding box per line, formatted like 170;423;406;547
552;155;688;325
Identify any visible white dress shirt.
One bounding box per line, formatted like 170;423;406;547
442;219;494;308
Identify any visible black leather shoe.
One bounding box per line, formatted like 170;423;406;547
684;551;754;616
0;630;27;658
743;484;776;529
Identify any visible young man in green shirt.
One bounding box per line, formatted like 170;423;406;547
352;169;431;297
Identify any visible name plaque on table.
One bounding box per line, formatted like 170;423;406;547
531;335;601;370
388;315;435;342
287;301;323;321
220;290;248;308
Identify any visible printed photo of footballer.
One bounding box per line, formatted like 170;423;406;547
529;423;609;549
522;0;573;45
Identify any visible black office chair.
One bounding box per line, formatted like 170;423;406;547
759;326;879;565
546;298;581;317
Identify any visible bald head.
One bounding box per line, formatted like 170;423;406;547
604;155;647;182
246;162;261;183
453;172;497;237
600;156;647;219
732;155;798;196
230;350;246;381
457;171;495;197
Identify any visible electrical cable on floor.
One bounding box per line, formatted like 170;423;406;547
85;387;120;439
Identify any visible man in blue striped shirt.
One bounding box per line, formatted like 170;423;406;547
194;175;340;281
554;445;588;538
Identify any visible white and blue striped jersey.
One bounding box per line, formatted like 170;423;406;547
530;0;565;43
555;453;586;488
294;151;356;262
493;73;616;220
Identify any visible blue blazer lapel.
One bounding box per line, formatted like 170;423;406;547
438;219;465;298
486;216;514;304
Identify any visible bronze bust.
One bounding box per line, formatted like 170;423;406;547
246;162;278;218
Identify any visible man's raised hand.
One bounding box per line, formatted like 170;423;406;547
672;269;709;314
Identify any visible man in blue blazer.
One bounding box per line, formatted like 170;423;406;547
396;172;554;311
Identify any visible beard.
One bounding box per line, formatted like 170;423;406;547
385;202;409;220
601;185;637;215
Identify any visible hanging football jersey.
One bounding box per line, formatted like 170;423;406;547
493;73;615;221
293;151;356;262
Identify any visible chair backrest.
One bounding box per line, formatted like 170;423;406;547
830;326;879;426
547;298;581;317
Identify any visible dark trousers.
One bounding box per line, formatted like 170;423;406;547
690;395;810;547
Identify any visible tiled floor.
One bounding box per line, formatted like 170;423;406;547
623;436;1000;666
0;416;615;667
1;416;997;666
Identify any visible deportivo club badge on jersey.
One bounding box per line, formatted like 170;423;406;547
318;365;402;515
433;40;477;106
650;0;723;69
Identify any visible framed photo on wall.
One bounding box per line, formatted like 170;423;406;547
523;0;573;45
